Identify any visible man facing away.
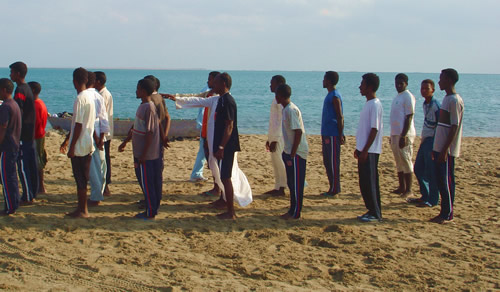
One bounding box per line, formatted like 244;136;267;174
430;68;464;224
275;84;309;220
0;78;22;215
28;81;48;195
320;71;344;198
355;73;384;223
62;67;96;218
94;71;113;196
389;73;416;198
408;79;440;208
9;61;39;204
263;75;287;197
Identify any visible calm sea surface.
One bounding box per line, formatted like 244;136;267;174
0;68;498;137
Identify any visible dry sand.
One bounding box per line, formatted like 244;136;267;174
0;131;498;291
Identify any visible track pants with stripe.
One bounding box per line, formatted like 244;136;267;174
134;158;162;217
1;151;20;214
433;152;455;220
17;141;39;202
282;153;306;219
358;153;382;219
322;136;341;194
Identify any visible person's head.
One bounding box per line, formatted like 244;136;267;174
144;75;160;92
323;71;339;89
207;71;220;89
360;73;380;97
95;71;107;90
0;78;14;100
86;71;96;88
275;84;291;106
395;73;408;93
28;81;42;98
270;75;286;93
73;67;89;91
9;61;28;83
420;79;435;100
136;78;155;99
439;68;459;91
213;72;232;95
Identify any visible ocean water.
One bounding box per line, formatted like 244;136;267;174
0;68;498;137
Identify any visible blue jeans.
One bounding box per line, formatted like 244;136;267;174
414;137;439;206
190;137;207;180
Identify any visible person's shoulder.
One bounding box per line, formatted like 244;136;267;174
333;89;342;98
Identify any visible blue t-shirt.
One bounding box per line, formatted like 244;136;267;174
321;89;343;136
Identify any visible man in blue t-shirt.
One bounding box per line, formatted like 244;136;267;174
320;71;344;198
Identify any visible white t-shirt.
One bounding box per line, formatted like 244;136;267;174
433;93;464;157
87;88;110;138
356;98;383;154
282;102;309;159
69;90;96;157
268;98;283;142
390;90;416;137
99;87;113;140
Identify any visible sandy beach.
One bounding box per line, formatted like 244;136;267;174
0;131;498;291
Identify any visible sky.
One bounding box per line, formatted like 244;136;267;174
1;0;499;73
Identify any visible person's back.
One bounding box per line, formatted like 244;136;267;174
34;97;47;140
0;99;22;153
14;83;36;143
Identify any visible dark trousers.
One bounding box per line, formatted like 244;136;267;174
282;153;306;219
134;158;162;217
433;151;455;220
322;136;341;194
18;141;39;201
414;137;439;205
358;153;381;219
1;151;20;213
104;140;112;185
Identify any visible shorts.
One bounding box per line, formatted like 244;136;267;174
218;150;235;180
71;155;91;190
35;137;48;170
390;135;414;173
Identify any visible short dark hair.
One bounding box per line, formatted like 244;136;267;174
324;71;339;85
95;71;107;85
143;75;160;91
28;81;42;95
421;79;435;90
395;73;408;83
9;61;28;78
218;72;232;90
209;71;221;78
138;78;155;95
87;71;96;87
441;68;459;85
271;75;286;85
276;84;291;99
362;73;380;92
0;78;14;94
73;67;89;85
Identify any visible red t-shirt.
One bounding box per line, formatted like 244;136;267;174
34;98;48;139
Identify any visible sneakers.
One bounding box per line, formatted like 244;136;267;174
321;192;338;198
190;177;208;182
416;202;433;208
357;212;370;220
429;215;453;224
358;214;381;222
134;212;155;220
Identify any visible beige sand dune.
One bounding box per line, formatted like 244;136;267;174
0;131;498;291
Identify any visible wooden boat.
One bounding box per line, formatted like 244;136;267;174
48;116;199;138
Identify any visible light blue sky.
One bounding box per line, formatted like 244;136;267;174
2;0;499;73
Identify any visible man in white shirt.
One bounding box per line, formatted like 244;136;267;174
95;71;113;196
355;73;383;222
61;67;96;218
389;73;416;198
264;75;287;197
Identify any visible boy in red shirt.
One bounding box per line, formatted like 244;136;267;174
28;82;48;194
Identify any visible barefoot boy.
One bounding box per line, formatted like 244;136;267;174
28;81;48;195
275;84;309;220
63;67;96;218
119;78;162;219
430;68;464;224
355;73;383;222
0;78;22;215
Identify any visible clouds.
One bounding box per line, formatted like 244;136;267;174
0;0;499;73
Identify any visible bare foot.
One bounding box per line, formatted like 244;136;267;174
37;189;47;195
65;210;89;218
0;211;15;216
20;199;36;206
201;189;220;197
216;212;236;220
400;191;413;199
280;212;292;220
87;199;101;207
103;186;111;197
392;188;404;194
264;189;279;195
